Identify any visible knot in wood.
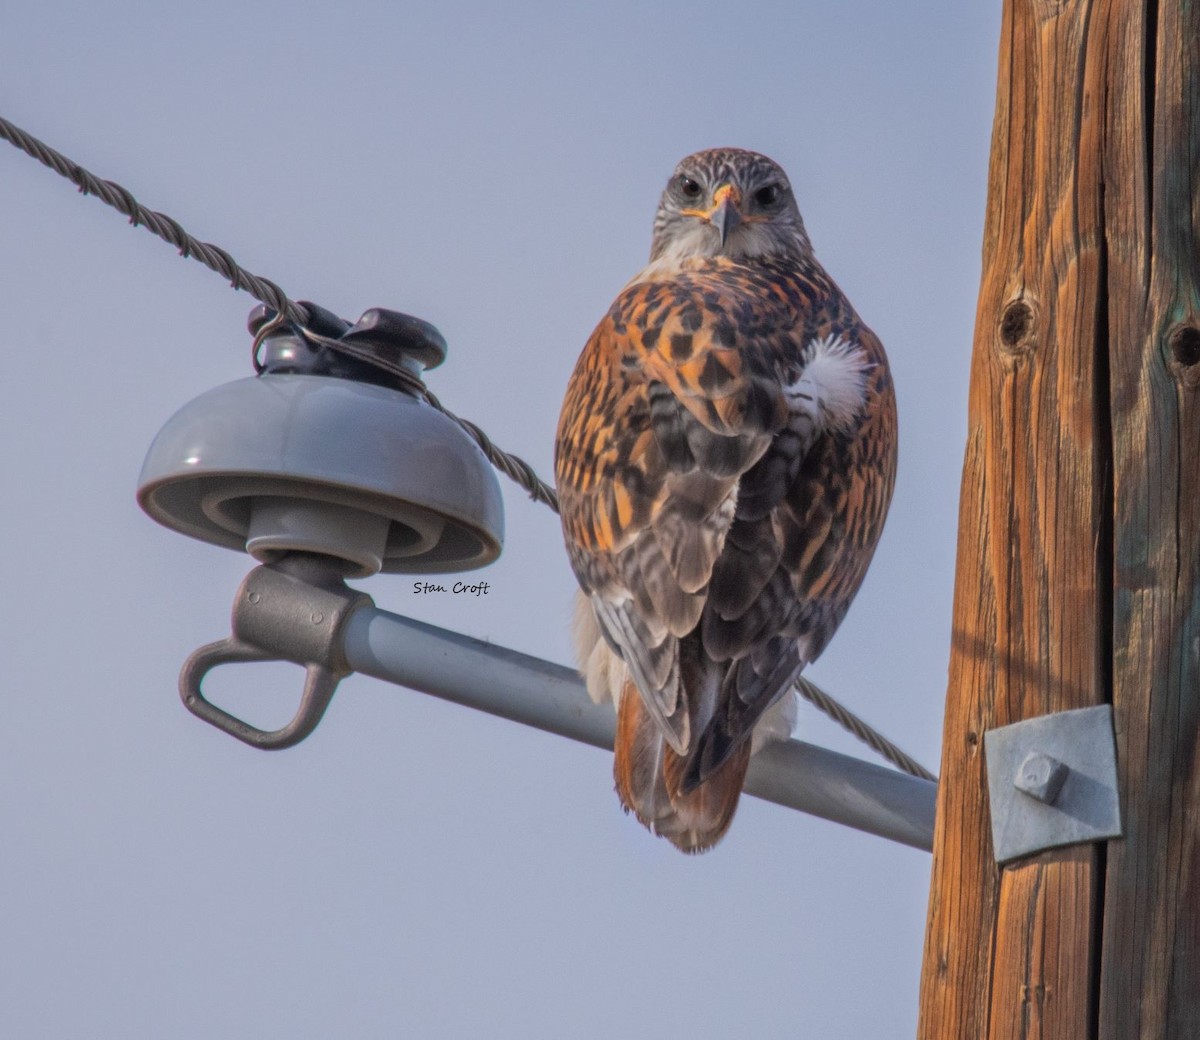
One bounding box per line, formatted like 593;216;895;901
1167;324;1200;388
998;298;1036;357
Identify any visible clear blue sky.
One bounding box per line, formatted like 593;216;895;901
1;3;999;1036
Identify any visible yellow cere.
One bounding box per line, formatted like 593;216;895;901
680;183;741;221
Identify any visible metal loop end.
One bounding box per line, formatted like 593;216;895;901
179;636;344;750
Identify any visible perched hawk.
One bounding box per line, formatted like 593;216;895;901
555;148;896;852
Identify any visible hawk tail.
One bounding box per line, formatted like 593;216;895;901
613;678;751;854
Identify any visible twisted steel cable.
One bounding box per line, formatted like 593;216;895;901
795;676;936;781
421;388;560;512
1;112;934;782
0;114;558;509
0;115;304;327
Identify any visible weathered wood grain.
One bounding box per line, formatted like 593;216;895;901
920;0;1200;1036
919;1;1110;1036
1100;0;1200;1036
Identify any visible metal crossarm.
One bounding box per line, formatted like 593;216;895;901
341;607;937;851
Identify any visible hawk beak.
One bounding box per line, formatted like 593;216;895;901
708;184;742;247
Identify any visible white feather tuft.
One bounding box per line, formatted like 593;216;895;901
786;334;871;434
572;590;627;707
750;689;799;754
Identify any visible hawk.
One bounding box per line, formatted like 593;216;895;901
555;148;896;852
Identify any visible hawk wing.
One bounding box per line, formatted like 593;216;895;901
555;255;893;781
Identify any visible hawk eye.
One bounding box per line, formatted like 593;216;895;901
754;183;782;207
678;175;703;200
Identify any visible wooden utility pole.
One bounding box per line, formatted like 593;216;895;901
918;1;1200;1037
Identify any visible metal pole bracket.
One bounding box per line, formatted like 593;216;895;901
984;704;1122;864
179;553;373;749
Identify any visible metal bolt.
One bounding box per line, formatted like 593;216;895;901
1014;751;1069;804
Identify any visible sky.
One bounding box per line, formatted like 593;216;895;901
1;3;999;1037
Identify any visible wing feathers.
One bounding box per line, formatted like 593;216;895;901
706;516;782;619
590;595;687;752
634;535;706;637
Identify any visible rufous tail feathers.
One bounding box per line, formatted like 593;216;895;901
613;677;752;854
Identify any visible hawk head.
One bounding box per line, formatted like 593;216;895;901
648;148;813;265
